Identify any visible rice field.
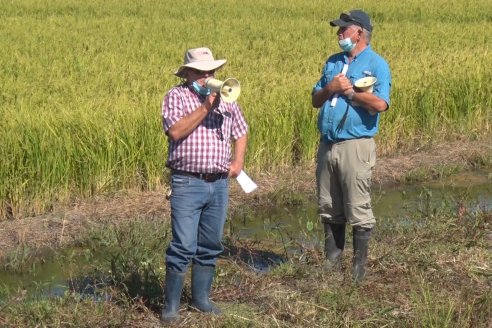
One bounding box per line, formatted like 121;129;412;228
1;0;491;219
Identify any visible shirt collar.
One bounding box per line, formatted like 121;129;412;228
343;45;372;63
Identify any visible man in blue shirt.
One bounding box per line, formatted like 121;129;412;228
312;9;392;282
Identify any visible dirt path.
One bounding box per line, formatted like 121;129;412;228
0;139;490;262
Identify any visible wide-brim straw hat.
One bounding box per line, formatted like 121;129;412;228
174;47;227;78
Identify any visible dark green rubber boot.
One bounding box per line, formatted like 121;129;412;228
323;223;346;270
190;264;221;314
352;227;372;283
160;269;185;323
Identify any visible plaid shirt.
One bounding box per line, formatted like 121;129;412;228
162;83;248;173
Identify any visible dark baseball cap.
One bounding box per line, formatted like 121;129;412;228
329;10;373;32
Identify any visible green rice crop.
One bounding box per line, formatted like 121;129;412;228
1;0;491;218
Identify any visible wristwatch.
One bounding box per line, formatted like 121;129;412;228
347;90;355;101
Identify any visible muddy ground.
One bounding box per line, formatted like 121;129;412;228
0;139;490;262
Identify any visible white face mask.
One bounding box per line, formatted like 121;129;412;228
191;81;211;96
338;31;357;52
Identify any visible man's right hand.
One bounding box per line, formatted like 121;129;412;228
331;73;353;94
203;92;220;111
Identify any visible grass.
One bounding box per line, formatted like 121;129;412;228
0;0;491;219
0;192;490;327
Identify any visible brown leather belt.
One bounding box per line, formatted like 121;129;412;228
171;170;228;182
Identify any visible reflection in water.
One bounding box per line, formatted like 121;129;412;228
67;277;112;301
221;244;286;273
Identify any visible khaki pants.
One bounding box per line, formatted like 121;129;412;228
316;138;376;229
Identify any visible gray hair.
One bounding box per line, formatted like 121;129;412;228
362;28;372;43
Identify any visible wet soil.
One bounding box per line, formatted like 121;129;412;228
0;138;490;262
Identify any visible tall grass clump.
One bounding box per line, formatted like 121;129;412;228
1;0;491;218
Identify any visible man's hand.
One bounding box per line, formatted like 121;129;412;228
228;160;243;178
334;74;353;94
203;92;220;111
312;73;352;108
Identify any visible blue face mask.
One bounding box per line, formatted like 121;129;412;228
191;81;211;96
338;36;356;52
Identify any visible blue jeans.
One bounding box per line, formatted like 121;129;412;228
165;173;229;273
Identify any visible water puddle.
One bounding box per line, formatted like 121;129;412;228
1;169;490;298
232;168;492;239
0;248;109;300
224;168;491;271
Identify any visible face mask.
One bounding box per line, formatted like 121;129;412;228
338;31;357;52
191;81;211;96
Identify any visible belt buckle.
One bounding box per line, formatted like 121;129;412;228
207;173;223;182
201;173;212;182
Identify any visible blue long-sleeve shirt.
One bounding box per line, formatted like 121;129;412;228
313;46;392;142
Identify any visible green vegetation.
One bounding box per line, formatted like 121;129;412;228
1;0;491;218
1;193;490;327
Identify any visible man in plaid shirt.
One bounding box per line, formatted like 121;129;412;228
160;47;248;323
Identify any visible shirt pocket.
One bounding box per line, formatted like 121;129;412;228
219;108;234;142
348;72;366;86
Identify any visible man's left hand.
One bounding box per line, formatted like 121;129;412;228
228;161;243;178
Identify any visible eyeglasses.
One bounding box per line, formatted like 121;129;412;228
190;68;215;75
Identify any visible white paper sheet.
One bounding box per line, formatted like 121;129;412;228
330;64;349;107
236;170;258;193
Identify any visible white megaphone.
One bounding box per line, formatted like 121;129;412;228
205;78;241;103
354;76;377;93
352;76;378;115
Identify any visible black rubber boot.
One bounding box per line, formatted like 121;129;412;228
323;223;346;270
160;269;185;323
190;264;221;314
352;227;372;283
